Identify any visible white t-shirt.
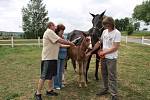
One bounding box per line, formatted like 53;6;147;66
101;29;121;59
42;29;60;60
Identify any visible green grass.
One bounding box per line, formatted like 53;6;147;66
0;43;150;100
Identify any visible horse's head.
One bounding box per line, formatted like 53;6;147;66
80;36;91;51
89;10;106;45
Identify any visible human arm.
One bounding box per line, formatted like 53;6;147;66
60;44;70;48
99;30;121;56
86;41;101;56
56;38;75;46
46;29;74;46
99;42;120;57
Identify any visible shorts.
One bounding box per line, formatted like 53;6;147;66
40;60;57;80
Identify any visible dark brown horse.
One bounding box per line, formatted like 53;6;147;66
67;30;91;87
86;11;106;82
67;11;106;83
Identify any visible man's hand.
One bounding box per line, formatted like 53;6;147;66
98;50;106;58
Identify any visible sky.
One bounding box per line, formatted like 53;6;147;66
0;0;145;33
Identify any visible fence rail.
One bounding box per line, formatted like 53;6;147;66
0;36;150;48
122;36;150;45
143;38;150;45
0;37;42;47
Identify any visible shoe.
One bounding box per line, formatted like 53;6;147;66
34;92;42;100
61;84;65;88
46;90;58;96
111;95;118;100
55;87;61;90
96;89;109;96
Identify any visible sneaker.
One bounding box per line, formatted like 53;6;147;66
111;95;119;100
96;89;109;96
61;84;65;88
34;92;42;100
55;87;61;90
46;90;58;96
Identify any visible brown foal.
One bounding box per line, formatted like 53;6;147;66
68;36;91;87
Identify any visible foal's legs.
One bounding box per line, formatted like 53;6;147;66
86;55;92;82
78;61;82;87
83;61;87;87
71;59;77;72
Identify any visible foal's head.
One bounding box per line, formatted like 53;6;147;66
80;36;91;50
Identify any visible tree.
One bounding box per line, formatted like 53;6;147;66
126;23;134;35
115;17;130;31
0;32;2;36
22;0;49;39
132;0;150;24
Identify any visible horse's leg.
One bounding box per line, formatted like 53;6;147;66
95;53;100;80
78;61;82;87
71;59;77;72
83;61;87;87
64;59;68;70
86;55;92;82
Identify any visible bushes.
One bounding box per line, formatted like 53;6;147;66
126;24;134;35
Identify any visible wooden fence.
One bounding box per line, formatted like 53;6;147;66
0;37;42;47
0;36;150;48
122;36;150;45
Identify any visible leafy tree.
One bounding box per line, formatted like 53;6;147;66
0;32;2;36
133;0;150;24
115;17;129;31
22;0;49;39
126;23;134;35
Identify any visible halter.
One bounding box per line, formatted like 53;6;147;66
93;26;104;32
91;26;104;41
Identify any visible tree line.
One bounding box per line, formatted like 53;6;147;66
22;0;150;38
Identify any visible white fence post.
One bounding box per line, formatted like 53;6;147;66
141;36;144;44
11;36;14;48
125;36;128;44
38;37;40;47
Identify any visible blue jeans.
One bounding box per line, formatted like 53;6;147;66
53;59;65;88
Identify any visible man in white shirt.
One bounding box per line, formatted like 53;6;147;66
35;22;74;100
87;16;121;100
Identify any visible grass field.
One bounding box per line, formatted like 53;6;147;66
0;42;150;100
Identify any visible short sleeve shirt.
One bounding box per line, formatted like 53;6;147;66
42;29;60;60
101;29;121;59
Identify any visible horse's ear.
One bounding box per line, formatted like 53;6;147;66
100;10;106;17
90;13;95;17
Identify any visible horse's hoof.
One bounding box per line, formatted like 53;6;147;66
95;78;99;81
79;84;82;88
86;80;88;83
84;84;87;87
74;69;77;73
